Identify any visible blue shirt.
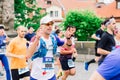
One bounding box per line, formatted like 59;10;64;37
97;48;120;80
51;32;64;46
0;35;6;48
25;32;35;41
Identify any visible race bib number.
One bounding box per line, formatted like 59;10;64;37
42;57;54;70
18;67;29;75
68;59;75;68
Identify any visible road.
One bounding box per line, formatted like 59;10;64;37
0;54;98;80
57;62;97;80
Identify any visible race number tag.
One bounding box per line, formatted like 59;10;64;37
0;49;5;54
68;59;75;68
42;57;54;70
18;67;29;75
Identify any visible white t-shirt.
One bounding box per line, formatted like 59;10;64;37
31;37;55;80
114;37;120;46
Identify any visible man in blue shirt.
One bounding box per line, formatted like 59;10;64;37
25;26;35;41
89;17;120;80
89;47;120;80
0;25;11;80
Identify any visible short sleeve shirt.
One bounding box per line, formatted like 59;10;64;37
0;35;6;48
97;48;120;80
97;32;115;59
95;29;104;47
0;35;6;54
7;37;28;69
98;32;115;51
25;32;35;41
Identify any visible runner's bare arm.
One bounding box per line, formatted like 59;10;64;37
89;71;105;80
97;48;110;55
60;46;74;54
27;37;40;59
91;34;100;40
6;52;25;59
27;29;42;59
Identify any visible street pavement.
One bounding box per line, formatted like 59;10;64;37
57;62;97;80
0;54;98;80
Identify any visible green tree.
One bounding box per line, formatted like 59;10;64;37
14;0;45;30
62;10;103;41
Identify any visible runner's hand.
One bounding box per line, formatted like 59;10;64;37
18;55;26;59
65;30;72;39
36;28;43;40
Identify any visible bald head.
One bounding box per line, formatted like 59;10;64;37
17;26;27;38
17;26;26;31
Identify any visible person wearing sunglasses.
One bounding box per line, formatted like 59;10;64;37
27;16;57;80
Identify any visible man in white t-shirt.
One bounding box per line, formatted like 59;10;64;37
27;16;57;80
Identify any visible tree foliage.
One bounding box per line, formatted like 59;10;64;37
62;10;103;41
14;0;45;30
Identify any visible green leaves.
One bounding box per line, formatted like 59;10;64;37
14;0;44;31
62;9;103;41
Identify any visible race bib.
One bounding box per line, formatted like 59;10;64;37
68;59;75;68
42;57;54;70
0;49;5;54
18;67;29;75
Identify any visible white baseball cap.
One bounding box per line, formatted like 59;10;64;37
40;16;53;25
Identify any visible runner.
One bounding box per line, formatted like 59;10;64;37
84;21;106;70
59;28;77;80
25;26;35;41
6;26;30;80
54;29;64;79
66;26;77;61
114;26;120;47
0;25;11;80
97;17;116;65
27;16;57;80
89;47;120;80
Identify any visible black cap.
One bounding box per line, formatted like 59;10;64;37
0;25;4;29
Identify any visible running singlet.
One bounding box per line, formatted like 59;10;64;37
30;37;55;80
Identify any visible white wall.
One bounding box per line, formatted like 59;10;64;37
46;5;63;20
98;0;114;4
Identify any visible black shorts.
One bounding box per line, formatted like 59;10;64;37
60;58;75;71
95;47;101;56
11;69;30;80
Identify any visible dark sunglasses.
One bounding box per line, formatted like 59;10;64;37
112;23;116;25
44;21;54;26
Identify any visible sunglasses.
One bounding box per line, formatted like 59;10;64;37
112;23;116;25
43;21;54;26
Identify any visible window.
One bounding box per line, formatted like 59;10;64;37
47;0;51;5
117;1;120;9
50;11;53;17
55;11;58;17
